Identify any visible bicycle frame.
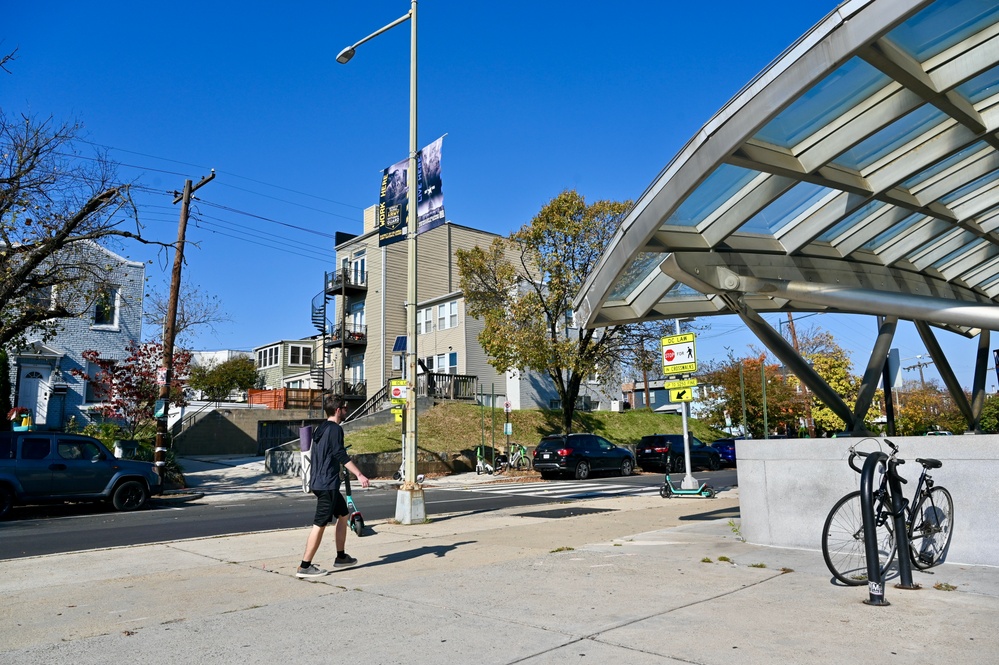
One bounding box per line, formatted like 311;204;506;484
475;445;495;475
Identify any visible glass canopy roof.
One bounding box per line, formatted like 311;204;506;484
576;0;999;339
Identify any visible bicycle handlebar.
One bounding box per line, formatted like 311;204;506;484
846;438;906;482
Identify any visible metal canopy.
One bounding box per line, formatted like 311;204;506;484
576;0;999;342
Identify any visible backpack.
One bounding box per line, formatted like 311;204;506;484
301;422;328;494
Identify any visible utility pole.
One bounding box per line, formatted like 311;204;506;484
155;171;215;482
785;313;815;437
904;355;933;388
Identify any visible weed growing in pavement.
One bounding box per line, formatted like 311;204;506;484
934;582;957;591
727;520;745;542
701;557;713;563
550;546;575;553
718;556;732;563
779;567;794;574
749;562;767;568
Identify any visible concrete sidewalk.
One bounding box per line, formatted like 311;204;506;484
2;461;996;664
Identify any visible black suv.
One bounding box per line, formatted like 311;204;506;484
532;433;635;480
636;434;721;472
0;432;162;518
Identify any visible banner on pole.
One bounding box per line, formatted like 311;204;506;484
378;136;446;247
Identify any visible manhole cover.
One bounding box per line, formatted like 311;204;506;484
514;507;615;519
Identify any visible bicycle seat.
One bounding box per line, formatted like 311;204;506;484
916;457;942;469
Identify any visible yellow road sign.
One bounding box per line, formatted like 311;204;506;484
389;379;408;404
662;378;698;390
661;333;697;374
670;387;694;402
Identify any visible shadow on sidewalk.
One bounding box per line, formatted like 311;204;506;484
356;541;477;569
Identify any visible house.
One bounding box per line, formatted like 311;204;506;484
9;244;144;430
311;207;619;412
252;337;322;390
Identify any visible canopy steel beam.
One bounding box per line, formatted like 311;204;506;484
855;315;898;431
915;320;974;430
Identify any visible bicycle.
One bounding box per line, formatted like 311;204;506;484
496;442;531;473
821;438;954;586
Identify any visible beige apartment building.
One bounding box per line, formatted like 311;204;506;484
313;207;617;413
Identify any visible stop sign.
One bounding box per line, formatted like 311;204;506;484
392;387;402;398
664;349;675;362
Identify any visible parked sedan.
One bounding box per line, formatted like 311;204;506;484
532;433;635;480
710;438;737;467
636;434;721;472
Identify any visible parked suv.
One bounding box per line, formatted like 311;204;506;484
532;433;635;480
636;434;721;472
0;432;162;518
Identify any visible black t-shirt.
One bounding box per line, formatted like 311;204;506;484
309;420;351;491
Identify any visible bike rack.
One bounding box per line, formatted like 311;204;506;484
859;449;918;607
859;451;889;606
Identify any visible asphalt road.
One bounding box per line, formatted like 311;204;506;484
0;469;737;560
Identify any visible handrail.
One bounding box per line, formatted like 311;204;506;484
345;383;388;423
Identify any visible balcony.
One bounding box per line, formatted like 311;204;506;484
325;268;367;297
328;323;367;349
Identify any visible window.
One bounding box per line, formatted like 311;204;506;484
448;352;458;374
85;360;107;403
449;301;458;328
21;437;50;460
93;287;119;328
58;440;101;461
423;356;434;371
289;345;312;366
419;308;433;335
437;304;447;331
257;346;280;369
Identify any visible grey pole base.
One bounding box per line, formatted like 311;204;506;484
395;487;427;524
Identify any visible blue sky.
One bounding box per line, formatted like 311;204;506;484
6;1;989;391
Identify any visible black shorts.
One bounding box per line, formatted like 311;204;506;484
312;489;348;527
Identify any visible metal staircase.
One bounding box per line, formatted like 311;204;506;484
310;290;330;390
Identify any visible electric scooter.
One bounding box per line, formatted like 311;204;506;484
659;473;716;499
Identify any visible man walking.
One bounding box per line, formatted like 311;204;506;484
297;395;370;578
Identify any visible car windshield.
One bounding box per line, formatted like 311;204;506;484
537;438;566;452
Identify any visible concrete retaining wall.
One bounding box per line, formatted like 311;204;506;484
737;436;999;567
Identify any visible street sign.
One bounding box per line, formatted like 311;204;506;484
662;377;698;390
661;333;697;374
504;422;512;436
390;379;408;404
504;401;512;413
156;367;168;386
669;388;693;402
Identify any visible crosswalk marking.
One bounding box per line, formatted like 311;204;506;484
460;480;661;499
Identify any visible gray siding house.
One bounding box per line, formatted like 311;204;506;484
10;243;145;430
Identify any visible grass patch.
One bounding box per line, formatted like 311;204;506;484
701;557;713;563
718;556;732;563
749;563;767;569
550;546;575;553
933;582;957;591
344;401;728;456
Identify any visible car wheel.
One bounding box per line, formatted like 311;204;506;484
574;460;591;480
112;480;149;512
0;484;12;519
620;458;633;477
672;456;685;473
709;456;721;471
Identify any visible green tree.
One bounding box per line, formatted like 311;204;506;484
700;354;802;438
456;190;630;433
188;356;258;401
978;394;999;433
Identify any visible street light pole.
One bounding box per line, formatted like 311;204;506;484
337;0;425;524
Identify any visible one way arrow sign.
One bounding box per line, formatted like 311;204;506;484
669;387;693;402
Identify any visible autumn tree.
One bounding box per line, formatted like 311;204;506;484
456;190;631;433
188;356;258;401
893;379;963;435
71;342;191;440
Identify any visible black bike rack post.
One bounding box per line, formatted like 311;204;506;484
887;464;918;590
860;451;890;606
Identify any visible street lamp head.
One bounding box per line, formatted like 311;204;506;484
336;46;356;64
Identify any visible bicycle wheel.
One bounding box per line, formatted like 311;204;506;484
822;491;896;586
908;486;954;569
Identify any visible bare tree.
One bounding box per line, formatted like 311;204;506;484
143;282;230;347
